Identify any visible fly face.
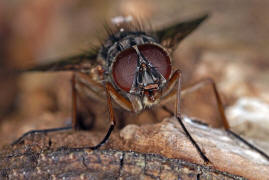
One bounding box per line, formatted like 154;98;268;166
110;42;172;111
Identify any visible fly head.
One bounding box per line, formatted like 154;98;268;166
112;43;172;110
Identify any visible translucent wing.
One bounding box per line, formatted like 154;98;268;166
25;50;98;72
155;14;209;50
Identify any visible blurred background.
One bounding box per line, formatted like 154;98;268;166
0;0;269;151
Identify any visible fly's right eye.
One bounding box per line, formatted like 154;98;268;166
112;48;137;91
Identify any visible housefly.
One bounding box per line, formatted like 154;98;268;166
12;14;269;163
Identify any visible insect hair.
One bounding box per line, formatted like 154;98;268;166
100;16;154;45
81;16;154;60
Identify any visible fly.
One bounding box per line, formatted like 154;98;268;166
12;14;269;163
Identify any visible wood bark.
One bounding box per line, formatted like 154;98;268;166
1;148;244;180
1;117;268;179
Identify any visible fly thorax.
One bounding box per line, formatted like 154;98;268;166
99;31;157;72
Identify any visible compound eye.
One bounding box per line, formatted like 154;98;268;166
138;44;171;80
112;48;137;91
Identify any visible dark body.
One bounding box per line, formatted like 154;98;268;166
79;29;171;113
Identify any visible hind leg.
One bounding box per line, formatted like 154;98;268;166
162;77;269;161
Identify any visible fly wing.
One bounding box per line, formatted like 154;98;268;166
154;14;209;50
24;49;98;72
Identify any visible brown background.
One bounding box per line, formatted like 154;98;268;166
0;0;269;150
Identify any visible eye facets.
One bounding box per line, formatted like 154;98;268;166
112;44;171;92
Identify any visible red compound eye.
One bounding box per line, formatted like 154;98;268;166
112;44;172;92
112;48;137;91
138;44;171;80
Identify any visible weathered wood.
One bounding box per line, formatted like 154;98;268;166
1;149;244;180
1;117;268;179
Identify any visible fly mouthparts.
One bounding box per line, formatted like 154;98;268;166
144;83;159;90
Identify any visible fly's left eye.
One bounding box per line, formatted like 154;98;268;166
138;44;171;80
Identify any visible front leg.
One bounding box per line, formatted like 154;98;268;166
162;70;210;163
105;83;133;112
72;82;124;150
85;83;134;149
71;75;133;149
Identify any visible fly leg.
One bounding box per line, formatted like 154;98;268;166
72;73;99;130
68;70;133;150
181;78;229;128
73;82;133;150
83;83;116;150
164;77;269;161
11;127;72;145
11;73;79;145
182;78;269;161
162;70;210;163
72;72;79;129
